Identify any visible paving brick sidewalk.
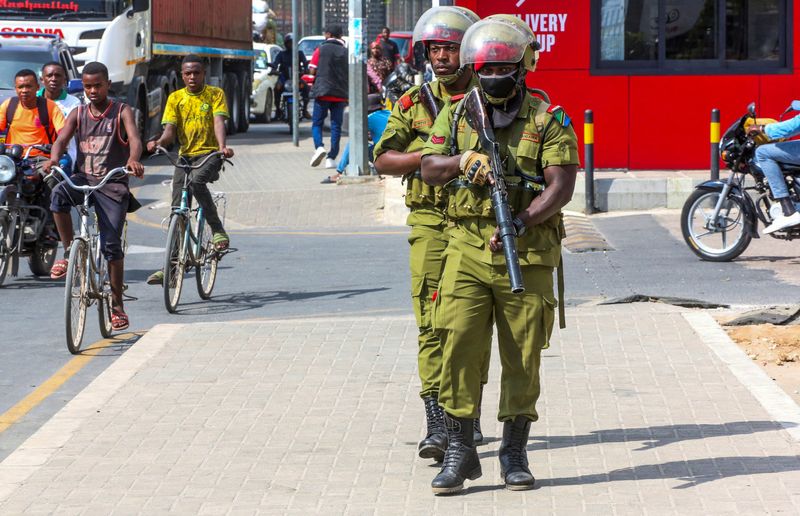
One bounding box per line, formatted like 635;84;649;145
2;304;800;514
134;128;385;229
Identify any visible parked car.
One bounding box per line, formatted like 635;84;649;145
388;31;415;66
250;42;282;123
297;34;350;61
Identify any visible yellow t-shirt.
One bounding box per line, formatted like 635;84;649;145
161;85;229;157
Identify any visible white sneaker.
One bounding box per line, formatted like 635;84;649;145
763;211;800;234
324;158;336;169
310;147;327;167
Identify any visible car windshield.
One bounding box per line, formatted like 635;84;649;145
390;37;409;58
255;50;269;70
297;39;322;58
0;0;125;20
0;50;52;89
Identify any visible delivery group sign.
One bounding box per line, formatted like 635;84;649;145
458;0;590;71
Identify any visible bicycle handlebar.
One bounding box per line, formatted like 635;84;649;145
153;146;232;169
45;166;132;192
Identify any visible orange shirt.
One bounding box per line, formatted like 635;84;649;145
0;98;65;157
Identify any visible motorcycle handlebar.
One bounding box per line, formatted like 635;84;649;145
22;144;52;159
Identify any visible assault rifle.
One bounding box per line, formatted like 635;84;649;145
462;88;525;294
418;82;440;122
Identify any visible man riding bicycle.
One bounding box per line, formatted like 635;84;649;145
43;61;145;331
146;54;234;286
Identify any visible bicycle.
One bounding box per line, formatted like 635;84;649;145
152;147;232;313
46;166;134;354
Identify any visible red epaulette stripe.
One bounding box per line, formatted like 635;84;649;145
399;94;414;111
450;94;465;102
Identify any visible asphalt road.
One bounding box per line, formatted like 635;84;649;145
1;124;798;461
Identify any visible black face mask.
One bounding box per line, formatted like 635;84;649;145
478;70;518;104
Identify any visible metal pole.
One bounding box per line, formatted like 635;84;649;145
584;109;595;215
347;0;368;176
291;0;299;146
710;108;720;180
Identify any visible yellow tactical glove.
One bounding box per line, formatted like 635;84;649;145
460;150;492;186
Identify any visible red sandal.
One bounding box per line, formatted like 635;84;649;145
50;259;68;280
110;310;129;331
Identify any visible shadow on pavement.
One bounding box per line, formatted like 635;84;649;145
0;277;61;290
168;287;390;315
480;421;793;460
541;455;800;489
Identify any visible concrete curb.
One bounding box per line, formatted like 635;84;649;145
382;173;708;225
0;324;184;504
683;312;800;442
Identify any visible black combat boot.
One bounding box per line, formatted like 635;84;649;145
431;414;481;495
418;396;447;462
473;384;484;444
498;415;535;490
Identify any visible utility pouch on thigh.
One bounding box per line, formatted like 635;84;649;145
446;178;491;220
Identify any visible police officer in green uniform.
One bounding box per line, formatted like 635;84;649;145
373;6;481;463
420;19;579;494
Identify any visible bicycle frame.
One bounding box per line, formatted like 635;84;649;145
174;159;207;269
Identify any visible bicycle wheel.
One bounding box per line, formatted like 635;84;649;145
163;214;187;313
195;216;218;299
95;244;113;338
64;238;89;354
0;213;10;286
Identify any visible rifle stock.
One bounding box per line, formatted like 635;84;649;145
418;82;440;121
463;89;524;294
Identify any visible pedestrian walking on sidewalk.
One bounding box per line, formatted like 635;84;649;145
308;24;348;170
373;6;481;465
420;18;579;494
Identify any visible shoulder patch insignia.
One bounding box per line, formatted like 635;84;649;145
430;135;446;145
399;94;414;112
449;93;465;102
547;104;571;128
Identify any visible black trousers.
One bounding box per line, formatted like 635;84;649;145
171;153;225;234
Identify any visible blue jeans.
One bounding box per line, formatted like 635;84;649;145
753;140;800;199
312;100;346;160
336;142;374;173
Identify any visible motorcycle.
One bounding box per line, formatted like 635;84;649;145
0;143;59;285
681;102;800;261
382;62;416;109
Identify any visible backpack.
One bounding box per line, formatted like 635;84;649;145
5;96;54;144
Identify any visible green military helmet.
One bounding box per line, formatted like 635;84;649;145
485;14;540;72
460;18;530;70
413;6;480;47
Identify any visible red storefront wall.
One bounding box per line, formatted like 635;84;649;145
455;0;800;170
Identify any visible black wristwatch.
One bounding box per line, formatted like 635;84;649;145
512;217;527;237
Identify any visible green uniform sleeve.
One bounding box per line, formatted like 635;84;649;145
161;92;178;126
540;116;580;168
213;88;229;118
373;88;422;159
420;101;455;157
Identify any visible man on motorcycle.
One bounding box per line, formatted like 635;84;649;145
270;33;311;121
751;114;800;234
372;5;480;465
0;68;67;245
39;62;80;172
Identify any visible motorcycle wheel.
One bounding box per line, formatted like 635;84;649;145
0;214;10;286
681;189;752;262
28;243;57;276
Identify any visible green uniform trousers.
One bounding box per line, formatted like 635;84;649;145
408;224;448;398
409;224;490;398
434;236;556;421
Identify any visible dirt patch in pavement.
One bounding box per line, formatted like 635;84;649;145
725;324;800;404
